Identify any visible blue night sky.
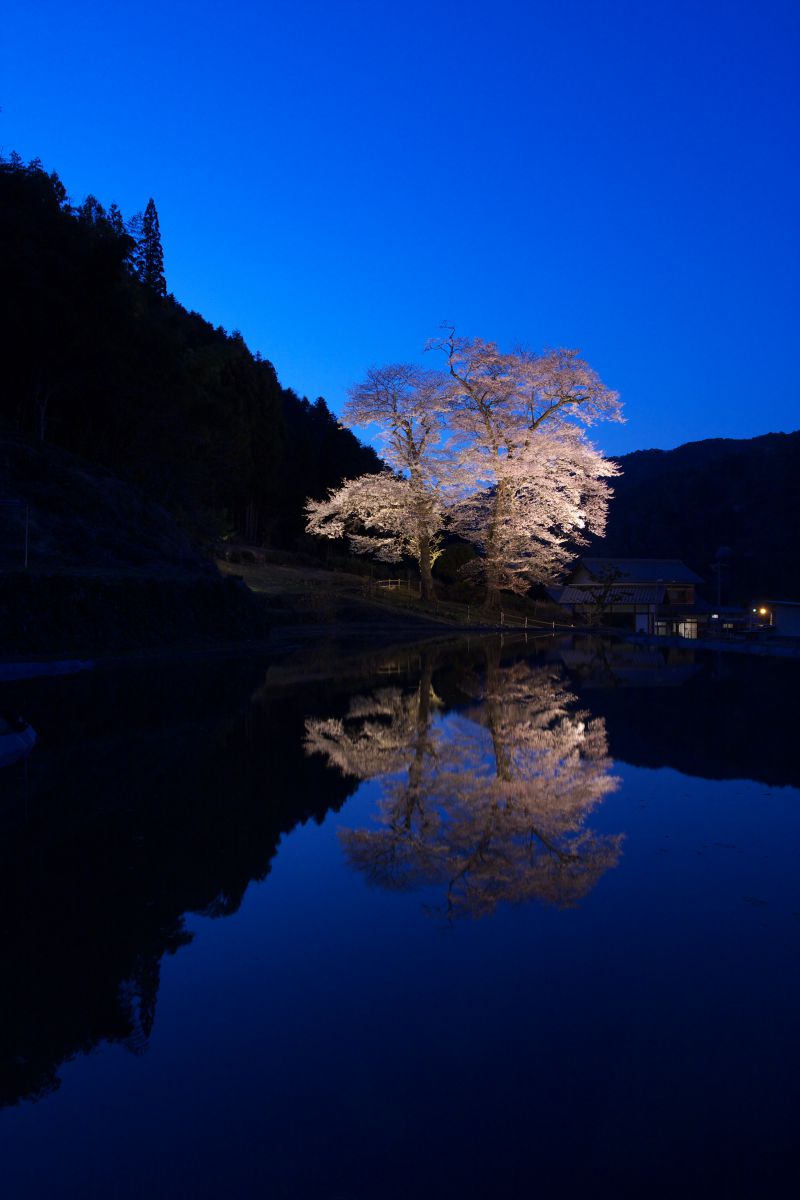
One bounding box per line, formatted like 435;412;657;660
3;0;798;456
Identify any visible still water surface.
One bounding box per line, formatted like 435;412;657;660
1;636;798;1197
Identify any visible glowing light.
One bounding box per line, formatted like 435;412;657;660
759;607;768;616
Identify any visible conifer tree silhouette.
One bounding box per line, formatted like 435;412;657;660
107;202;125;237
135;197;166;296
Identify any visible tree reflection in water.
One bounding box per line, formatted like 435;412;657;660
306;646;623;919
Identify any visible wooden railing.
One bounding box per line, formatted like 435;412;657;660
362;577;569;631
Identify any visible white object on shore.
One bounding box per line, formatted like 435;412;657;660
0;721;37;767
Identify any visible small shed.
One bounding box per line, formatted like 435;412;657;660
766;601;800;637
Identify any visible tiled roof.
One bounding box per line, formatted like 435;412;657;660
557;584;667;605
575;557;703;585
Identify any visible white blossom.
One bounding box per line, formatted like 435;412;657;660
427;329;624;601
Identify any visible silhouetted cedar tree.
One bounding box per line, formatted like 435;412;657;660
137;198;167;296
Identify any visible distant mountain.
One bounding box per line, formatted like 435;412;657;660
596;431;800;604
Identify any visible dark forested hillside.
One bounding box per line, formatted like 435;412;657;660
599;431;800;603
0;154;379;548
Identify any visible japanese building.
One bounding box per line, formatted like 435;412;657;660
551;557;705;637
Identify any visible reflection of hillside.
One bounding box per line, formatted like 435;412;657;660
552;637;800;788
306;648;622;919
0;660;358;1108
558;639;701;688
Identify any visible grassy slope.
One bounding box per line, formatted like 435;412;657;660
217;557;566;631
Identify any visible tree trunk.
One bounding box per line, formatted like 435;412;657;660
404;653;434;823
419;532;435;601
483;478;508;611
484;645;512;779
484;582;501;612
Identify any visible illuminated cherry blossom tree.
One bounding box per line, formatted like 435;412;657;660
305;469;444;584
428;329;624;607
306;365;451;599
306;334;623;606
450;424;619;598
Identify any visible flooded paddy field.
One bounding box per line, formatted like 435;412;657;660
1;635;798;1197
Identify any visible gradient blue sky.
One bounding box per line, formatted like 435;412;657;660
3;0;798;455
